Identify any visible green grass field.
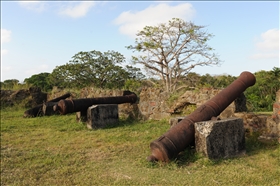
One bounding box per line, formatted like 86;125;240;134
1;107;279;185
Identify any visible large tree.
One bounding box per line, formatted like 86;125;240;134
48;50;145;89
127;18;222;92
24;72;52;91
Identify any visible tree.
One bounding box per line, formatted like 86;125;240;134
48;50;145;89
24;72;52;91
127;18;222;92
244;67;280;111
1;79;19;89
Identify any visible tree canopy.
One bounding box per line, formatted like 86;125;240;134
127;18;222;92
24;72;52;91
244;67;280;111
48;50;145;89
1;79;19;89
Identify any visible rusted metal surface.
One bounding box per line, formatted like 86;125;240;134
147;71;256;162
23;93;71;117
53;91;137;115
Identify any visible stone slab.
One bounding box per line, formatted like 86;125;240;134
87;104;119;129
195;118;245;159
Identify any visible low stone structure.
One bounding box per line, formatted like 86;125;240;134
3;86;279;142
1;87;47;108
258;90;280;143
87;104;119;129
194;118;246;159
169;88;247;119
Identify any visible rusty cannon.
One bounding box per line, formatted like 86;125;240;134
53;90;137;115
147;71;256;162
23;93;72;117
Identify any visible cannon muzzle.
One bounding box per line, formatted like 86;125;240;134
147;71;256;162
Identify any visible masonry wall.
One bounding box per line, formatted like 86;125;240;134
2;86;279;142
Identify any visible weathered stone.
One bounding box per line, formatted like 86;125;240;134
234;112;267;134
169;88;246;119
76;110;87;123
138;88;170;120
169;117;185;128
87;104;119;129
258;114;280;143
195;118;245;159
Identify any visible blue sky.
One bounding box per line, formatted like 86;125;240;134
1;1;279;82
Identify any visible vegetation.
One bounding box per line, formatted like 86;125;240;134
0;79;20;89
24;72;52;92
0;18;279;111
1;108;279;185
1;17;279;185
127;18;222;92
245;67;280;111
1;67;279;112
48;50;145;89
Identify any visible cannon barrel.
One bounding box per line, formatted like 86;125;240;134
23;92;71;117
53;91;137;115
147;71;256;162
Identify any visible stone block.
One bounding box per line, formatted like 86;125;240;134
195;118;245;159
87;104;119;129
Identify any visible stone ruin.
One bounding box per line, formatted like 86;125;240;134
0;87;47;108
169;89;280;160
1;86;279;143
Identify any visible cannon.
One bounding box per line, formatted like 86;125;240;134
23;93;71;117
53;91;137;115
147;71;256;162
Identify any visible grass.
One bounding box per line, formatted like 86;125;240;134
1;107;279;185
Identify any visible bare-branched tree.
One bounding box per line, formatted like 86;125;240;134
127;18;222;92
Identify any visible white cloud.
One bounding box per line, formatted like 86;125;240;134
256;29;279;50
1;29;11;43
250;29;279;60
18;1;47;13
113;3;195;38
58;2;95;18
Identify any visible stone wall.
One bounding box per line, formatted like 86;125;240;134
1;86;246;120
259;90;280;142
75;87;244;120
2;86;279;142
1;87;47;108
169;87;247;119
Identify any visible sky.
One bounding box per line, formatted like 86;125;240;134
1;1;279;83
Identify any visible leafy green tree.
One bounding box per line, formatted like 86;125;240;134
127;18;222;92
48;50;145;89
198;73;215;87
24;72;52;91
245;67;280;111
211;74;237;88
1;79;19;89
